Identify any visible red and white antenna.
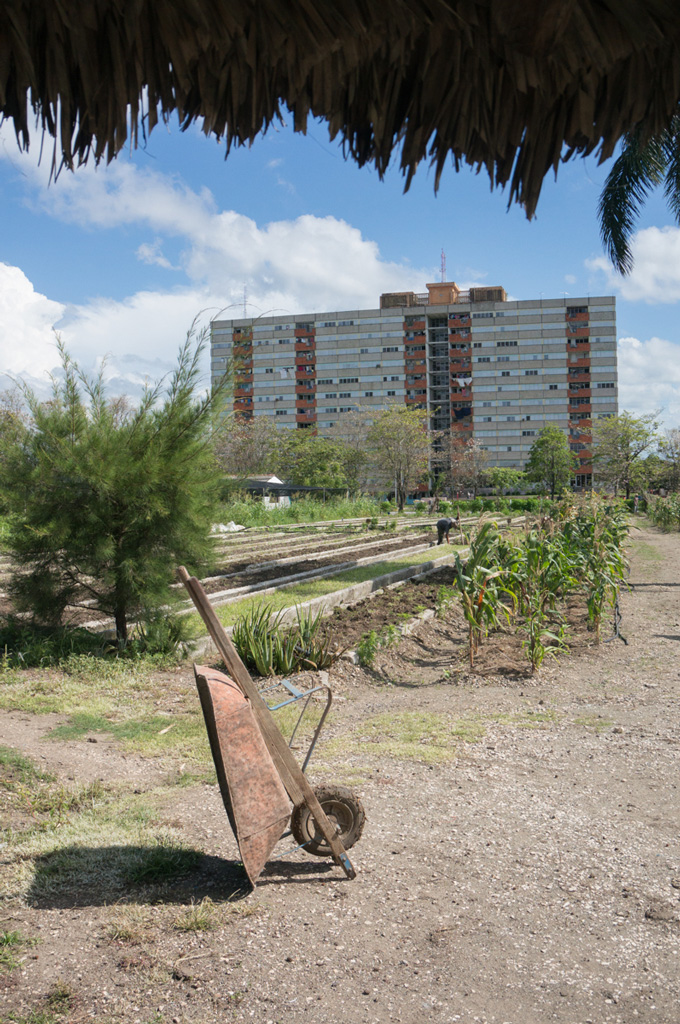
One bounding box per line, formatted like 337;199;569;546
440;248;447;282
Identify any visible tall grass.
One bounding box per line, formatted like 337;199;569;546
217;494;382;527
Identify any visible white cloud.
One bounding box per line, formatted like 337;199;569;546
587;226;680;302
617;335;680;427
0;150;437;384
136;240;178;270
0;263;65;378
564;274;577;285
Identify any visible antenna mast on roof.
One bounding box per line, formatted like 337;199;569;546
440;249;447;282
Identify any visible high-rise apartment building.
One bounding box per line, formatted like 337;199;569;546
211;282;617;487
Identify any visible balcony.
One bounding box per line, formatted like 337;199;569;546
295;339;316;353
296;399;316;411
566;311;589;322
567;326;590;338
405;347;426;359
295;326;315;337
296;411;317;424
234;386;253;398
405;361;427;374
295;385;316;397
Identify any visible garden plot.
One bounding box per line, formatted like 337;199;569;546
1;527;679;1024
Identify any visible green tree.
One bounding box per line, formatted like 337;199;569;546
598;113;680;273
1;331;230;643
366;406;431;509
525;426;577;497
592;411;659;498
271;431;347;488
485;466;526;495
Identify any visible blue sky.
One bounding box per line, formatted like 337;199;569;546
1;111;679;426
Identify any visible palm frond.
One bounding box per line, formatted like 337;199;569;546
598;131;668;274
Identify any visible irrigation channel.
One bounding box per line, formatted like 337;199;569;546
0;513;527;633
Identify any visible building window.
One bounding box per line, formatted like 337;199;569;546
505;416;516;421
498;356;510;362
481;401;492;407
525;370;538;376
501;371;510;377
275;410;287;416
387;390;396;396
339;392;351;398
382;346;399;352
548;384;558;390
522;430;536;436
364;391;373;397
476;357;491;363
360;348;369;354
339;377;359;384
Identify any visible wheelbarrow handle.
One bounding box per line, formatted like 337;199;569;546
178;567;357;880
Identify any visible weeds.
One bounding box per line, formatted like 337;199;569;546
173;897;217;933
356;624;401;667
0;930;37;972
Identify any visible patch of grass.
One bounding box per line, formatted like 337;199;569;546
45;979;75;1012
328;710;485;764
0;745;54;789
2;1011;60;1024
631;541;663;562
106;904;158;944
0;930;38;972
47;712;210;763
491;709;559;729
574;713;613;732
2;780;205;905
173;896;217;933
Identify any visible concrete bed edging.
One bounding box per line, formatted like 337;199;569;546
194;544;468;657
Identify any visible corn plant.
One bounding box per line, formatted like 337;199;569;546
451;522;511;667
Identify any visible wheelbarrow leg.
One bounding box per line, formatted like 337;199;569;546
178;568;357;880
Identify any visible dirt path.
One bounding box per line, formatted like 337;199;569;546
2;523;680;1024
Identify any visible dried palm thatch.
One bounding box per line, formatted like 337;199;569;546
2;0;680;215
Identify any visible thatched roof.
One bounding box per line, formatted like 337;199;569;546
3;1;680;214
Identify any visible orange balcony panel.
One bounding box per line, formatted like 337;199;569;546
568;373;591;383
568;387;591;398
296;399;316;411
296;413;317;424
567;327;590;338
405;347;426;358
295;341;315;353
405;361;427;374
295;327;315;338
566;312;589;322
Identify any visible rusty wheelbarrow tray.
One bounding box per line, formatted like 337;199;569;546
180;567;360;885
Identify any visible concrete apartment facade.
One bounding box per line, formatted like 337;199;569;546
211;283;617;487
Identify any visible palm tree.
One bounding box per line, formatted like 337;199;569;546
598;113;680;274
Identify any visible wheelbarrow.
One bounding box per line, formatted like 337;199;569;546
179;568;365;886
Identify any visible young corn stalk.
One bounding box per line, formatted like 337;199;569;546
451;523;510;667
504;528;577;674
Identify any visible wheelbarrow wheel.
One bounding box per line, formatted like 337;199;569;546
291;785;365;857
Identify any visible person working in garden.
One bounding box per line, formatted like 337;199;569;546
436;516;454;545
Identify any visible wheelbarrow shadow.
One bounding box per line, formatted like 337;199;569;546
22;844;341;909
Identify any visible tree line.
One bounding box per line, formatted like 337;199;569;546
0;330;672;646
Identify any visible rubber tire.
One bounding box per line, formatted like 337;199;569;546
291;785;366;858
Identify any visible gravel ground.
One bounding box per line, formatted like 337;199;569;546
1;521;679;1024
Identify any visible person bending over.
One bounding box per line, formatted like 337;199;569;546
436;517;454;545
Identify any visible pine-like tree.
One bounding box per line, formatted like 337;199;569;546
1;329;230;642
